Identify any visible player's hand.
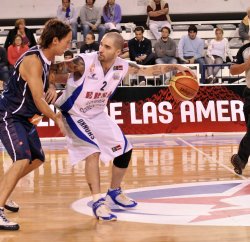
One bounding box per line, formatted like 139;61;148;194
45;85;57;104
55;112;66;136
176;65;197;79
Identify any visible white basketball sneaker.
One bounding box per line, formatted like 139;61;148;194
0;208;19;230
105;188;138;208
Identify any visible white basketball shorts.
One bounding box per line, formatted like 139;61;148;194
62;112;132;165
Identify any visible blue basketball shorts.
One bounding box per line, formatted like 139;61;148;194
0;112;45;162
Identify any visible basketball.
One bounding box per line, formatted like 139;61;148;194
169;71;199;101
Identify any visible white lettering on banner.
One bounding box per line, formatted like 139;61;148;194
130;102;142;124
196;101;216;122
130;102;173;124
158;102;173;124
143;102;158;124
217;100;231;121
37;101;244;127
109;103;123;124
231;100;244;121
181;101;245;123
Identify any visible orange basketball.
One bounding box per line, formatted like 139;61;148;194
169;71;199;101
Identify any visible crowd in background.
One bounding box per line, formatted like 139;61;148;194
0;0;250;87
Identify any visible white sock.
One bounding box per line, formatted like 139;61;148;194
93;194;101;202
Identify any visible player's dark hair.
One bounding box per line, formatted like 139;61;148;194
39;19;71;49
134;26;144;33
188;24;197;33
161;26;171;34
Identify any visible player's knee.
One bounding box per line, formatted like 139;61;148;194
113;149;132;168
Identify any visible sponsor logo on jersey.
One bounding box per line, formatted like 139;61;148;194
85;91;112;99
113;65;123;70
88;73;98;80
112;144;122;152
77;119;95;139
113;72;121;80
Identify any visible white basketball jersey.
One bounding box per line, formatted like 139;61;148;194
55;52;128;117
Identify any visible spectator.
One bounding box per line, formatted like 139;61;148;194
239;7;250;44
64;49;74;60
0;46;9;90
147;0;171;40
103;0;122;32
128;26;155;85
178;25;205;83
80;32;99;53
154;26;177;64
79;0;106;43
57;0;79;49
4;19;36;50
7;34;29;68
205;27;233;83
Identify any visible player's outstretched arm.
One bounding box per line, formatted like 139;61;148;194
230;58;250;75
127;62;196;77
49;56;85;83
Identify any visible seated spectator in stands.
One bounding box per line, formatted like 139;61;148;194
178;25;205;83
205;27;233;84
80;32;99;53
103;0;122;32
64;49;74;59
53;50;74;90
239;7;250;44
147;0;171;40
7;34;29;69
154;26;177;64
79;0;106;43
57;0;79;49
0;46;9;90
128;26;155;85
4;19;36;50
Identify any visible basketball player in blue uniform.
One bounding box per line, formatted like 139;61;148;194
230;42;250;175
50;31;194;221
0;19;71;230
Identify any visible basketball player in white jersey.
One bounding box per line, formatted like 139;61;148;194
51;32;194;221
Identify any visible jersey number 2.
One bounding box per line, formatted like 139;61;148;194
100;81;107;91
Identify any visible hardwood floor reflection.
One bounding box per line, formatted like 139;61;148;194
0;135;249;242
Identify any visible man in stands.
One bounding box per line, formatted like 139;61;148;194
178;24;205;83
128;26;155;85
57;0;79;49
147;0;171;40
79;0;106;43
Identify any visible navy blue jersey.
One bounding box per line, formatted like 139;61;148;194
0;46;51;118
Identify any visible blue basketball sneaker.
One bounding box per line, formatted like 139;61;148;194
105;188;138;208
92;198;117;221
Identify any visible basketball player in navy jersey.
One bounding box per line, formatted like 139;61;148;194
0;19;71;230
50;31;194;221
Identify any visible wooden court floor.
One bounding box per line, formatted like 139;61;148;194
1;134;250;242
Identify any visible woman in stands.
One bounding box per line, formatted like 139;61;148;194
102;0;122;32
205;27;233;83
7;34;29;69
4;19;36;50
